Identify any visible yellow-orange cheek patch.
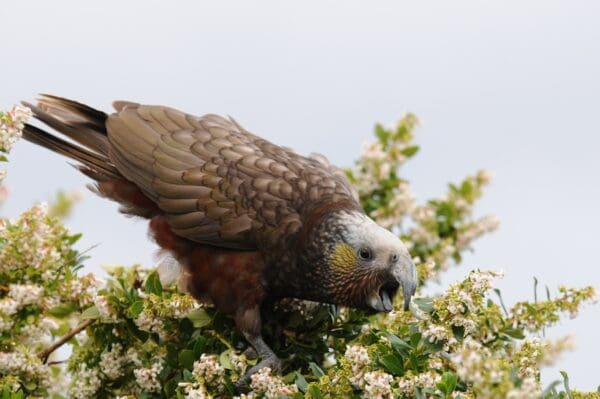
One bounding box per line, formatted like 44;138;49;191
331;243;357;270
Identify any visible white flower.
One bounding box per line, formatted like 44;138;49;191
0;350;51;384
0;105;31;153
506;376;541;399
99;343;126;380
0;298;18;316
192;354;225;385
361;142;386;161
69;363;101;399
420;324;450;343
397;371;441;394
184;385;210;399
249;367;297;399
134;310;165;336
94;295;118;322
126;347;142;366
345;345;371;387
134;361;163;393
18;318;56;346
8;284;44;308
363;371;393;399
476;170;494;185
344;345;370;365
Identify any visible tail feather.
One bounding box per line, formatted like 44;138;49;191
21;123;120;179
22;94;115;175
21;94;160;219
22;99;109;155
38;94;107;131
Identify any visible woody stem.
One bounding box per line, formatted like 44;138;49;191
38;319;94;363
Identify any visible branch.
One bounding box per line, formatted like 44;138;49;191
38;319;94;363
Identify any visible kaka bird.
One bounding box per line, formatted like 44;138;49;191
21;95;417;382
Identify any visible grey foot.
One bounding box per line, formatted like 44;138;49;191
235;354;283;392
243;346;258;359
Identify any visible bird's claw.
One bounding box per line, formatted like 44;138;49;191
242;346;258;359
235;354;283;393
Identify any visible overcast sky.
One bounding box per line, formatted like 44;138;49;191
1;0;599;389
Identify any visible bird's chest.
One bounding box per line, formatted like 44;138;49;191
181;246;268;314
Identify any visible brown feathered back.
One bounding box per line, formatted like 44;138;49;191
22;95;360;251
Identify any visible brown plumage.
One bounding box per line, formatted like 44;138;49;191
22;95;417;384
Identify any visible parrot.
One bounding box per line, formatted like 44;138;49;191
21;95;417;384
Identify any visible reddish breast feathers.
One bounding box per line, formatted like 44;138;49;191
149;217;267;315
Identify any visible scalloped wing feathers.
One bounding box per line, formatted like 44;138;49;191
106;103;359;250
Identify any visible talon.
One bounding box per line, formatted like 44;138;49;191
243;346;258;360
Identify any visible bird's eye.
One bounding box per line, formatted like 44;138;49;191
358;247;372;260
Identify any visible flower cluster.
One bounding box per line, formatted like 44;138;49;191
99;343;126;380
134;361;164;393
509;285;597;332
134;292;199;338
193;354;225;386
69;363;102;398
0;197;85;397
346;115;419;229
343;344;371;388
242;367;298;399
0;104;31;181
407;170;499;281
0;105;31;153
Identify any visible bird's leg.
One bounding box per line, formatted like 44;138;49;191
235;306;282;391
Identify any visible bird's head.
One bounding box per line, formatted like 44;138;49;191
308;209;417;312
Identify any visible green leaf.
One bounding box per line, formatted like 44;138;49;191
560;371;573;399
80;305;100;320
400;145;419;157
501;328;525;339
294;373;309;393
387;333;412;353
308;362;324;378
22;381;37;391
128;300;144;317
414;387;426;399
437;372;457;396
307;384;323;399
493;288;509;316
413;297;434;313
48;302;77;318
193;336;207;357
178;349;196;370
378;354;404;375
187;308;211;328
182;369;194;381
145;272;163;295
219;349;233;370
374;123;390;144
66;233;82;245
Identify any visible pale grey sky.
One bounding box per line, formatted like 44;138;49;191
1;0;598;390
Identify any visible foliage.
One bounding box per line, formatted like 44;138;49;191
0;107;597;398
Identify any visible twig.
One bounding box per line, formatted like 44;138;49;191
210;330;234;350
38;319;94;363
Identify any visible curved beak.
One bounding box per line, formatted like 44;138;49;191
367;254;418;313
392;254;417;311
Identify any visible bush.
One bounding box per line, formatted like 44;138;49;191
0;106;597;398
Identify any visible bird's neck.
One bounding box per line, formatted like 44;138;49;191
265;205;364;302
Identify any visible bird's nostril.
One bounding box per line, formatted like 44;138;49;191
390;253;399;263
